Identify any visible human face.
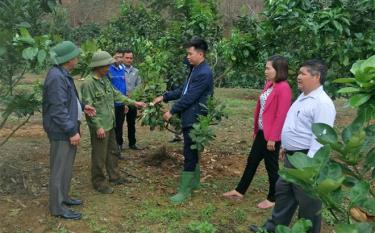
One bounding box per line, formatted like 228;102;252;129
113;53;123;65
96;65;110;78
123;52;133;67
297;66;320;94
64;57;79;71
186;47;204;66
265;61;277;82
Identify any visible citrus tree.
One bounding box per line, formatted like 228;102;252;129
0;0;58;146
218;0;375;93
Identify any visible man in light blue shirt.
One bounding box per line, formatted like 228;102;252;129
251;59;336;233
123;49;142;150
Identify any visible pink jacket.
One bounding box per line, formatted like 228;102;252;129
253;80;292;141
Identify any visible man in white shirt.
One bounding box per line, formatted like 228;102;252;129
250;59;336;233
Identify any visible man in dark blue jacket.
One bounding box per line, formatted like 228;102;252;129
43;41;96;219
153;38;213;204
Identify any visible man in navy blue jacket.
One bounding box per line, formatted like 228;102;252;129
153;38;213;204
43;41;96;219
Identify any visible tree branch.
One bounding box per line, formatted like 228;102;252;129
214;66;233;88
0;114;32;147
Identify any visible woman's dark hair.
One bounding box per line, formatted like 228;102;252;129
267;55;288;82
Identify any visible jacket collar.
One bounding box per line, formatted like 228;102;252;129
55;65;73;80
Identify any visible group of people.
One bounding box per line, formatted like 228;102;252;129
42;37;335;233
224;56;336;233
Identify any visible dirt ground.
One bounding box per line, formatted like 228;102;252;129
0;88;355;233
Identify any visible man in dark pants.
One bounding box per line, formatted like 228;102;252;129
108;49;127;158
153;38;213;204
43;41;96;219
123;49;142;150
250;59;336;233
81;51;146;194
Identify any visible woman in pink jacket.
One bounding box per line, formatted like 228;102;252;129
223;55;292;209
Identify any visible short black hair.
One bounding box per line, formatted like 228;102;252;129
116;48;132;54
300;59;327;84
185;38;208;54
267;55;288;82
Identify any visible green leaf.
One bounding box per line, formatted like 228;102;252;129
364;148;375;172
337;87;361;94
312;123;337;145
343;176;359;187
19;27;31;38
280;167;316;185
16;22;31;28
349;181;370;204
37;50;47;64
318;162;343;181
358;103;375;122
350;59;364;76
333;20;343;33
287;153;315;169
349;94;371;107
335;223;373;233
275;225;291;233
291;218;312;233
0;46;5;56
313;146;331;165
333;78;356;84
22;47;38;60
317;177;344;194
342;115;365;143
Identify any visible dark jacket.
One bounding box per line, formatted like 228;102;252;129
42;65;84;140
163;60;213;128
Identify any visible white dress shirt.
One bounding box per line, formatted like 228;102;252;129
281;86;336;157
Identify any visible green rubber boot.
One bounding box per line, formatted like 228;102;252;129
191;165;201;190
170;171;194;204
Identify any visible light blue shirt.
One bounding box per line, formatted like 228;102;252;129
183;68;195;95
125;66;141;94
281;86;336;157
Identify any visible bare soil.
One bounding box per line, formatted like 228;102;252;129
0;88;353;233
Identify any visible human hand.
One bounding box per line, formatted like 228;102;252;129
163;111;172;122
84;105;96;117
96;128;106;139
70;133;80;146
267;140;276;151
153;96;163;105
279;148;286;160
134;101;147;108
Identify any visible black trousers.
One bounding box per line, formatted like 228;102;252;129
264;150;322;233
182;127;198;171
235;130;280;202
114;105;137;147
114;105;126;146
126;105;137;146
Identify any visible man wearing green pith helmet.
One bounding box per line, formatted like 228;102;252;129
81;50;146;194
43;41;96;220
